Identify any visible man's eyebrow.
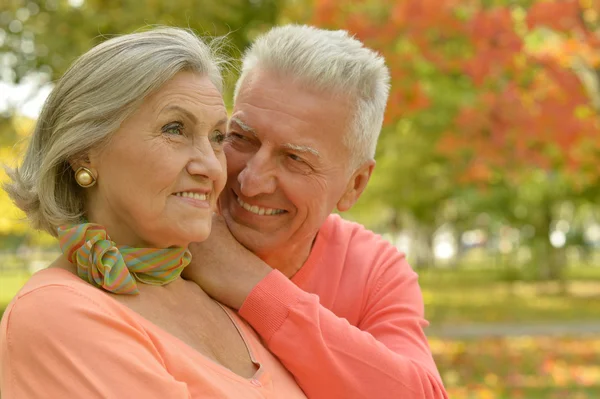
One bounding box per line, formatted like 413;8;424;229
282;142;321;158
230;116;320;158
230;116;256;135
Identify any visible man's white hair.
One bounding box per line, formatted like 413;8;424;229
234;24;390;169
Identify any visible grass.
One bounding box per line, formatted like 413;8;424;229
418;267;600;326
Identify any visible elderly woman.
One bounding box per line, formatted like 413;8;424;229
0;28;306;399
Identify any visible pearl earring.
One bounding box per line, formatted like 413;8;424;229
75;167;96;188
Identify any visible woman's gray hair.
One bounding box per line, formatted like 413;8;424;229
5;27;228;236
234;24;390;169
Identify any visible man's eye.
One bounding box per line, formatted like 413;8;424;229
228;132;246;141
286;153;312;174
288;153;303;162
162;122;184;136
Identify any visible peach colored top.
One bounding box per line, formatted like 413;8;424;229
0;268;307;399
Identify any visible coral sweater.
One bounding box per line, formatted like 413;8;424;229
239;214;448;399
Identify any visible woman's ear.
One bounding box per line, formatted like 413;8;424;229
70;147;103;171
69;153;91;171
69;153;98;188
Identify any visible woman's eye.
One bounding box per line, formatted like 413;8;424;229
162;122;184;136
211;130;226;144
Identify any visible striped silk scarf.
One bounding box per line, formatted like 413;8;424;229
57;223;191;295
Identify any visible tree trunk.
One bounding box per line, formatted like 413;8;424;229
413;226;435;269
536;200;568;294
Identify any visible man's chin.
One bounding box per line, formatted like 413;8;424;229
231;224;266;250
227;221;278;255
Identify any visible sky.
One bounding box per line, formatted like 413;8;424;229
0;77;53;119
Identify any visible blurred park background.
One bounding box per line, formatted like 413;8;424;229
1;0;600;398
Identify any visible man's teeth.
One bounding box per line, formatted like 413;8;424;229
175;192;208;200
236;196;284;215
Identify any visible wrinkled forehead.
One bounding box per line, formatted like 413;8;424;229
236;67;353;106
234;72;352;134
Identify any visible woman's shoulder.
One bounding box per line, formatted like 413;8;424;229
0;268;155;375
15;266;92;295
0;270;189;398
9;267;113;313
1;267;134;339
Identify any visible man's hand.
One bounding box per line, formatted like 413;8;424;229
182;214;273;309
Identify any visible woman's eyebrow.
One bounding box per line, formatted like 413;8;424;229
212;117;228;129
161;105;198;124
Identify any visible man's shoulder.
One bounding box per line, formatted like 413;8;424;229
323;214;405;262
325;214;395;244
313;215;413;302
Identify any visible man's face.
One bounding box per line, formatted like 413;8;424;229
219;69;367;258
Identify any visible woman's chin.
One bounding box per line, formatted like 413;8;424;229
176;231;211;247
138;224;211;248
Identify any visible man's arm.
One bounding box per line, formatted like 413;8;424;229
183;216;447;399
238;255;447;399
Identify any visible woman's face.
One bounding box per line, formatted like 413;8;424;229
84;71;228;248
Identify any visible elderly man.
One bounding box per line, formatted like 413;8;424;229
184;25;448;399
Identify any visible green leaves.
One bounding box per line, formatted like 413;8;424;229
0;0;280;83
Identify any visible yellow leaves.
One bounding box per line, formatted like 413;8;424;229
484;372;499;387
505;335;537;351
575;105;594;119
474;387;496;399
549;359;571;386
579;0;600;25
583;8;598;24
559;39;600;69
421;290;434;306
0;182;28;236
0;117;31;235
430;335;600;397
12;115;35;139
513;53;528;70
443;370;461;386
0;186;28;235
532;36;600;70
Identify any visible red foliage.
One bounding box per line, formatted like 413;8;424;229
526;0;582;32
393;0;465;35
311;0;599;185
464;8;523;85
312;0;340;26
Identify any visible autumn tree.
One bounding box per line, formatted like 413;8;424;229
310;0;600;275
